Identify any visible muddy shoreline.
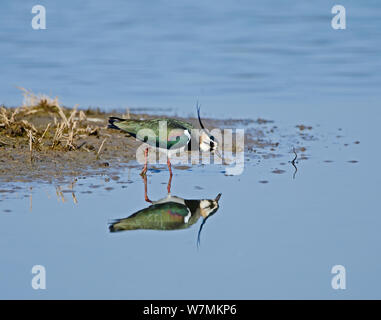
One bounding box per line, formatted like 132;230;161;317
0;104;276;185
0;91;317;185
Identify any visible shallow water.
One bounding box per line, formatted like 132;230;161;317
1;0;381;117
1;116;379;299
1;0;381;299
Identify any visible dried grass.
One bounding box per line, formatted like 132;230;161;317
18;87;59;113
0;106;37;137
96;138;107;160
1;88;114;160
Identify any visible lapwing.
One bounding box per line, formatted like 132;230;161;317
108;104;220;182
109;187;221;246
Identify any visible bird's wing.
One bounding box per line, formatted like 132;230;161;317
109;202;192;232
111;118;194;149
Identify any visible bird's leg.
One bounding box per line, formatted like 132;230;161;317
142;174;152;203
167;157;173;194
140;147;149;176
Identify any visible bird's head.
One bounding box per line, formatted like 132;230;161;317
197;193;222;247
199;193;221;218
199;131;218;153
197;103;218;154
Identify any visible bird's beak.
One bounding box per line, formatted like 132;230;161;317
215;193;222;202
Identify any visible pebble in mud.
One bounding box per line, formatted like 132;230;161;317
259;180;269;184
174;165;192;170
296;125;312;131
272;169;286;174
348;160;359;163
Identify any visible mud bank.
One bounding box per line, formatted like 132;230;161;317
0;93;314;184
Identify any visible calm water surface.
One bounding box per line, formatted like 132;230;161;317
0;0;380;299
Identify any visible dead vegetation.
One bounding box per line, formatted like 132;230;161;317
0;88;132;183
0;88;108;153
0;106;37;137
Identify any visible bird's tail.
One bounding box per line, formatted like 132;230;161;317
108;117;126;130
109;219;140;232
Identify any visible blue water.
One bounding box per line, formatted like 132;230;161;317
1;0;381;299
1;0;381;117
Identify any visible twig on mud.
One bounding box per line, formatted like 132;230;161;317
26;129;34;162
38;123;51;145
96;138;107;160
76;141;87;150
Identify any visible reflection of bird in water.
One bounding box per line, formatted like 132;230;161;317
107;104;220;189
109;175;221;246
109;193;221;232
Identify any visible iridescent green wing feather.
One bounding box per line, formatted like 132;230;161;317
165;119;194;150
111;118;194;150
